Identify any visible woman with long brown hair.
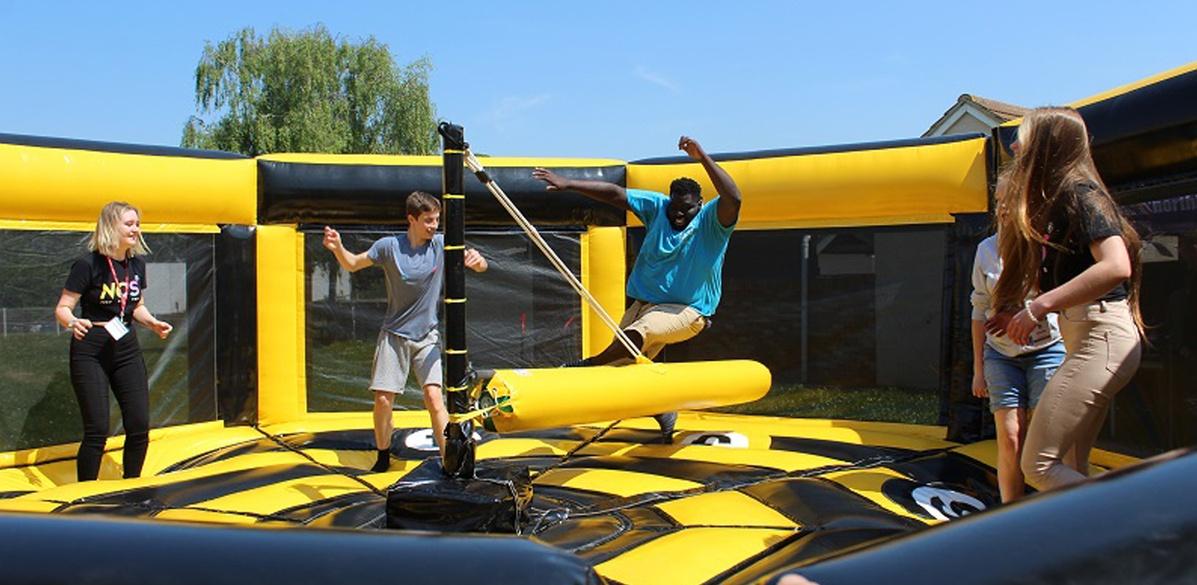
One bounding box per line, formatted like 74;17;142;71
989;107;1143;491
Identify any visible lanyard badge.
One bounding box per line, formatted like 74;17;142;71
105;256;132;340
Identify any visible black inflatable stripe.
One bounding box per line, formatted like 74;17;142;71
57;462;357;514
274;490;386;527
0;512;602;585
715;528;908;585
739;477;926;531
157;437;291;473
768;436;920;463
258;159;627;226
0;132;247;159
539;506;678;564
884;450;999;487
996;68;1197;201
555;455;780;487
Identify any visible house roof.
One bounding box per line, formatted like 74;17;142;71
923;94;1029;136
966;95;1030;121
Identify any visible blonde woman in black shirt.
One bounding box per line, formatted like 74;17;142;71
988;108;1143;491
53;202;173;481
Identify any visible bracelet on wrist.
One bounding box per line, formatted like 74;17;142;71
1023;302;1041;323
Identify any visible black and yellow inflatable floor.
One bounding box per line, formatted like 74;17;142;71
0;412;1136;584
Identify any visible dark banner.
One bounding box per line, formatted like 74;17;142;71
259;160;626;227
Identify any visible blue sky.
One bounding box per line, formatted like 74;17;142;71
1;1;1193;160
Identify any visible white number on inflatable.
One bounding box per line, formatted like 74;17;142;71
404;429;482;451
911;486;986;520
678;432;749;449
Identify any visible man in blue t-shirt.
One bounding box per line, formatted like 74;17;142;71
323;191;488;472
533;136;742;440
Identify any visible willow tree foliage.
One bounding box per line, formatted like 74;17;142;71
181;25;437;156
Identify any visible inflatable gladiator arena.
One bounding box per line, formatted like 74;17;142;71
0;62;1195;584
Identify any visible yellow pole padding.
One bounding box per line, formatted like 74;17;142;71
479;360;771;432
256;225;307;424
627;137;989;230
580;226;627;358
0;143;256;225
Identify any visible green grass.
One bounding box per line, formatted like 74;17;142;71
712;384;939;425
308;341;941;425
307;338;427;412
0;328;191;452
2;325;942;451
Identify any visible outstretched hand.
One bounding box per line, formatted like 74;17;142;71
532;168;568;191
464;248;487;272
679;136;705;160
322;226;342;252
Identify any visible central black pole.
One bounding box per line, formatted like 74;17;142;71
438;122;475;478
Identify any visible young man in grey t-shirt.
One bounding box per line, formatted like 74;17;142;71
323;191;488;471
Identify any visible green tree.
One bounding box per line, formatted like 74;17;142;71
181;25;437;156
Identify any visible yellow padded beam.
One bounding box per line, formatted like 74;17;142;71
0;143;256;225
627;136;989;230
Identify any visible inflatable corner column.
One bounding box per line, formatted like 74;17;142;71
581;226;626;358
256;225;307;424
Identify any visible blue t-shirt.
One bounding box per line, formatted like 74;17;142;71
626;189;736;316
367;233;443;340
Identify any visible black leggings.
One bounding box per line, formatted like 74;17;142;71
69;327;150;481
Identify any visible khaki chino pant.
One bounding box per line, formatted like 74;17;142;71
1021;299;1141;490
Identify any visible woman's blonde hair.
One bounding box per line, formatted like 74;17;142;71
88;201;150;257
993;107;1143;334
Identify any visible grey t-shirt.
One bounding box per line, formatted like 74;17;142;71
367;233;443;340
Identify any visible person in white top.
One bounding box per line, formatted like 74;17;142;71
970;233;1064;502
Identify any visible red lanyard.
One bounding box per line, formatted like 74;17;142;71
106;256;132;321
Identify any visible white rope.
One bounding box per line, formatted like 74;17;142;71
463;150;646;363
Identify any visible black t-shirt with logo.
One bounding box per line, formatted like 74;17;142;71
64;252;147;325
1041;182;1128;301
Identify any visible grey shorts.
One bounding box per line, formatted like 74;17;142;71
370;328;443;394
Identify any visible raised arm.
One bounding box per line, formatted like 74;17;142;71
532;168;629;211
679;136;741;228
323;226;374;272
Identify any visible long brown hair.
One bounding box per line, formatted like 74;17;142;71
992;107;1144;335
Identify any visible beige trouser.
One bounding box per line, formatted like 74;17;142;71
1021;299;1141;491
610;300;708;365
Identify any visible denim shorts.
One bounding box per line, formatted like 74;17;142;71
982;341;1066;413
